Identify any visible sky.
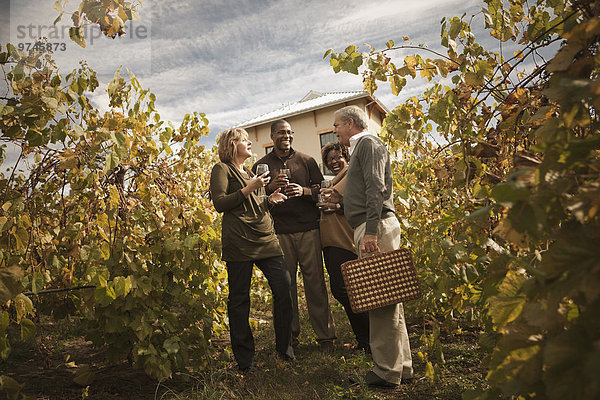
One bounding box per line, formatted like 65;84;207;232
2;0;485;150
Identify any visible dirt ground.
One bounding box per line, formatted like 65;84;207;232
2;301;486;400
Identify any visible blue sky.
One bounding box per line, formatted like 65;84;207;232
3;0;484;149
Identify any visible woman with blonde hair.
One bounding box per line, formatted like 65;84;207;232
210;128;294;372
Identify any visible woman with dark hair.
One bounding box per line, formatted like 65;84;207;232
318;142;370;352
209;128;295;372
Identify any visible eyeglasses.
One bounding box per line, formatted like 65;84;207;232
327;154;345;164
275;130;294;135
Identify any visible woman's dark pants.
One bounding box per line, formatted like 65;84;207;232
322;246;370;350
226;256;294;370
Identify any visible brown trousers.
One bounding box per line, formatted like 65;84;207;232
278;228;336;343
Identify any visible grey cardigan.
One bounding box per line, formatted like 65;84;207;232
344;135;395;235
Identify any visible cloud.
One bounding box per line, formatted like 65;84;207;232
2;0;490;153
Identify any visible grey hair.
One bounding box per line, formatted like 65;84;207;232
335;105;368;130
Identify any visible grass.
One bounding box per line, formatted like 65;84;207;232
2;282;486;399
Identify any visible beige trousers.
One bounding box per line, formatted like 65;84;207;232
277;229;336;343
354;217;413;384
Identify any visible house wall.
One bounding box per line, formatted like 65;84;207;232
248;98;385;173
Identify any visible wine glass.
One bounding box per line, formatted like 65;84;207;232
255;164;269;200
320;179;332;203
279;168;291;194
256;164;269;176
279;168;291;179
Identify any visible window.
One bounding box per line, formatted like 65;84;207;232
319;131;337;175
319;131;336;148
265;145;273;154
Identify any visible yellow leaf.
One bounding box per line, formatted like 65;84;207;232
404;55;417;67
19;214;32;229
100;241;111;260
109;186;120;208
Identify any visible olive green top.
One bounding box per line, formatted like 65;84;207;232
209;162;283;262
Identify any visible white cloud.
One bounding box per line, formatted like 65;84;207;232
2;0;491;152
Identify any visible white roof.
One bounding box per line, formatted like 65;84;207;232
237;90;389;128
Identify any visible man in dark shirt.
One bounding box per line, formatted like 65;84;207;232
253;119;336;350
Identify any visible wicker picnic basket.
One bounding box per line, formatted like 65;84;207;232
341;248;421;313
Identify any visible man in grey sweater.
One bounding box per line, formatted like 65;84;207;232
329;105;413;388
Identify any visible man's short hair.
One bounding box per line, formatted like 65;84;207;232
270;119;290;134
217;127;248;163
335;105;368;130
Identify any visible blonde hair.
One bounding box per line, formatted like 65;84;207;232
217;128;248;163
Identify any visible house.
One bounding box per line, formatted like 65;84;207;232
237;90;389;174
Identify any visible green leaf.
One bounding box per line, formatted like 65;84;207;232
14;294;34;323
0;334;10;360
41;96;59;109
0;265;24;303
103;152;120;174
164;237;180;252
547;44;580;73
69;26;86;48
498;270;526;297
487;295;526;327
183;234;200;249
31;271;44;294
100;241;111;260
491;182;531;205
482;8;493;27
163;336;180;355
0;375;24;400
111;131;128;154
488;345;542;387
25;129;44;146
0;311;8;331
72;124;84;139
391;75;407;96
344;45;356;54
94;284;116;307
466;205;492;220
20;318;36;342
448;18;462;39
79;245;90;261
113;276;132;297
465;71;483;86
73;365;95;386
